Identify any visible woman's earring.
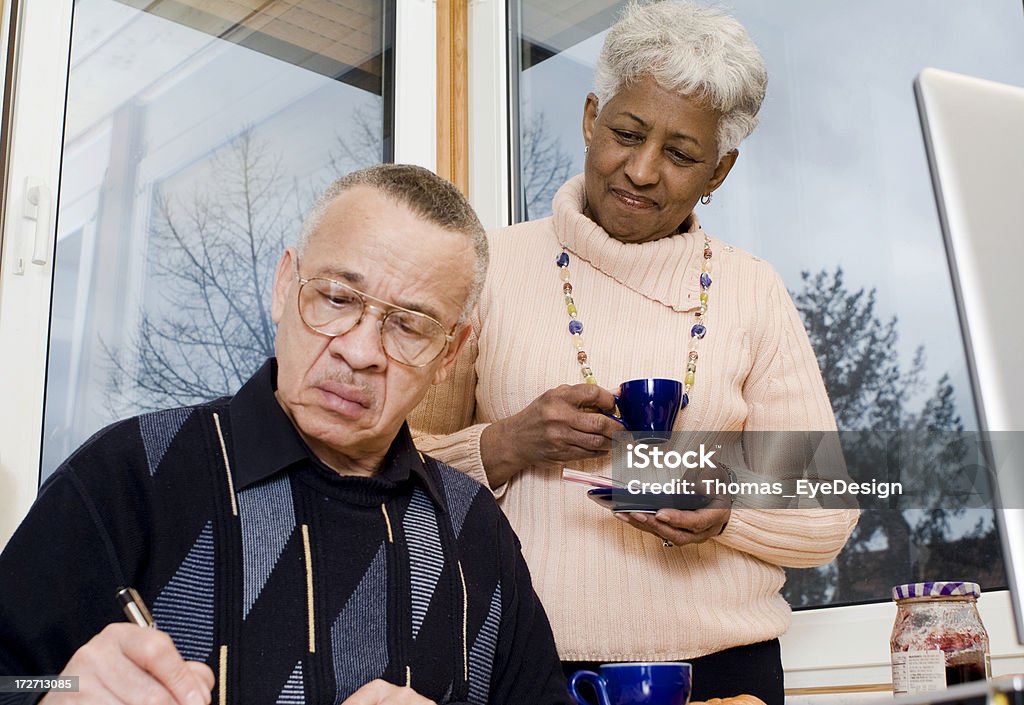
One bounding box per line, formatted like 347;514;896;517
700;192;712;205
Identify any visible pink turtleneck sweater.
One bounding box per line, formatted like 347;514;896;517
411;175;858;661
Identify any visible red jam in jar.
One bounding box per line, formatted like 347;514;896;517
890;581;991;694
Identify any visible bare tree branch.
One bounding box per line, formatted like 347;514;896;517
104;131;300;412
521;112;575;220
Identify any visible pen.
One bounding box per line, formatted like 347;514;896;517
116;586;156;628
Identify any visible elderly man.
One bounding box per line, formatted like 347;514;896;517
0;165;570;705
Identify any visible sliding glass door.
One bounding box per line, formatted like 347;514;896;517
41;0;395;478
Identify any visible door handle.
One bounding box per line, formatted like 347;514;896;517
24;178;53;267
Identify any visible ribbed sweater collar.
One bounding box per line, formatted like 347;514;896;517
553;174;704;313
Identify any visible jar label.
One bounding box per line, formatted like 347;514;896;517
891;651;946;694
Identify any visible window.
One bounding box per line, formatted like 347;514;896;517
511;0;1024;609
40;0;395;479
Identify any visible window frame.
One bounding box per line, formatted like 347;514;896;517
465;0;510;229
0;0;73;545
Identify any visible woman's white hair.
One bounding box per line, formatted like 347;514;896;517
592;0;768;157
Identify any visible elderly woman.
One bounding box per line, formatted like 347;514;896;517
412;2;857;703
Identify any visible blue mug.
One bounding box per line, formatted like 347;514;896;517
603;378;685;443
568;662;692;705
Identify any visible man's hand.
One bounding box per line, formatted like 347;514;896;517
340;680;436;704
480;384;621;487
41;623;214;705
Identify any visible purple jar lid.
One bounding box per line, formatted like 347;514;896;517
892;581;981;600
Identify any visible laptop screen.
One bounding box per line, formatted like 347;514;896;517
914;67;1024;645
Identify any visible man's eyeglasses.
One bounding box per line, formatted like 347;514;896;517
295;267;455;367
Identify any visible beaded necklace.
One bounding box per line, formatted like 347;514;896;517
555;232;713;410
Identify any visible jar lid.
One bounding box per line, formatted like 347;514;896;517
892;581;981;600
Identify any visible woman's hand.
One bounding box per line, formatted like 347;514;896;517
615;505;731;547
615;462;733;546
479;383;622;487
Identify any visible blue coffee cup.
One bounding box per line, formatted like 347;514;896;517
568;662;692;705
603;378;685;443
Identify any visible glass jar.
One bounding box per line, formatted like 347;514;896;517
890;581;991;695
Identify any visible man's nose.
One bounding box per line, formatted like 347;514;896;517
326;305;389;370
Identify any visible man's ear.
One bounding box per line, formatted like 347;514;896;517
271;248;297;324
431;322;473;386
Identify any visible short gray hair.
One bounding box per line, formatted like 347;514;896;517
297;164;488;322
593;0;768;157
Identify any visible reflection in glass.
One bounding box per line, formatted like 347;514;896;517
512;0;1024;607
42;0;393;478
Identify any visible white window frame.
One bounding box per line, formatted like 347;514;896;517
467;0;510;230
0;0;73;545
394;0;436;170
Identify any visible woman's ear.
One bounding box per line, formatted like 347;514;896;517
582;93;600;147
707;149;739;193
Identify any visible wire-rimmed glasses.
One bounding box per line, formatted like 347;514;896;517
295;267;454;367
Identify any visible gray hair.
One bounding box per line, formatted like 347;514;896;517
297;164;488;323
592;0;768;157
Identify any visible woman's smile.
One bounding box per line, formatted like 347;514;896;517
610;187;658;209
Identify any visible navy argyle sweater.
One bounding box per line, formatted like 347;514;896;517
0;360;570;705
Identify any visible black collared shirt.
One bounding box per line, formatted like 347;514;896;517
0;358;570;705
